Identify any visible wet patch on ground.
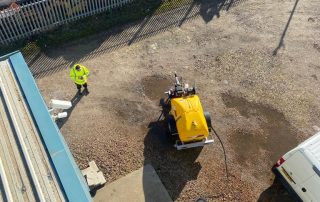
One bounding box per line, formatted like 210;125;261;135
141;75;172;101
100;97;151;125
230;128;266;166
222;93;299;165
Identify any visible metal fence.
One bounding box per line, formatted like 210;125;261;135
0;0;133;45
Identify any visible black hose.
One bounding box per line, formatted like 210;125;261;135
210;127;229;180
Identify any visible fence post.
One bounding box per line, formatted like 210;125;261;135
26;4;40;33
56;1;64;24
39;0;50;29
44;0;54;27
33;2;45;29
0;17;9;45
87;0;93;15
15;10;28;38
11;10;24;39
3;10;18;41
49;0;59;25
19;6;31;35
83;0;90;17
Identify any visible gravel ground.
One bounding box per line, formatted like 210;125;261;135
26;0;320;201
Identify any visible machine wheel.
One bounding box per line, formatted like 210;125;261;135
167;115;177;135
204;111;212;131
167;115;178;144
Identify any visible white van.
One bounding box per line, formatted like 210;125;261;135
273;132;320;202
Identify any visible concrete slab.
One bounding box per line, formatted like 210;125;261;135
93;164;172;202
82;161;106;190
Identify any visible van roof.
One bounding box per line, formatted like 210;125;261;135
298;132;320;169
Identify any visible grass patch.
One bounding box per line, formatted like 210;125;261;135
155;0;193;14
0;0;193;55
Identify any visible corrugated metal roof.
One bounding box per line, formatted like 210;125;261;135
0;52;92;202
0;59;65;201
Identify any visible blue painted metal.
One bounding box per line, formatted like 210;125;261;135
7;52;92;202
0;51;19;61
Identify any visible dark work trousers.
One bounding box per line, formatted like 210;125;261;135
75;83;88;91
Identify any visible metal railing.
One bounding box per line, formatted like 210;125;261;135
0;0;132;45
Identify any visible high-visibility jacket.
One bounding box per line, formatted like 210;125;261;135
70;64;89;85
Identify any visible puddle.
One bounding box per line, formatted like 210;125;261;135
141;75;172;101
222;93;299;164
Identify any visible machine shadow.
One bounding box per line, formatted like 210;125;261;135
143;99;203;201
258;178;294;202
56;92;84;129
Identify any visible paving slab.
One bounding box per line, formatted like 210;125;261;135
93;164;172;202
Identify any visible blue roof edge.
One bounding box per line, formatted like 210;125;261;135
0;50;19;61
7;52;92;202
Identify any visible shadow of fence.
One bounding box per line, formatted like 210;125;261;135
22;0;246;79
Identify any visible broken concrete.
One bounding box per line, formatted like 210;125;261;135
82;161;106;190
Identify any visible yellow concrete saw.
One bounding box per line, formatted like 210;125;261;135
165;73;214;150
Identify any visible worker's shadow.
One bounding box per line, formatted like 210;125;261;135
143;98;203;201
56;93;84;129
199;0;225;23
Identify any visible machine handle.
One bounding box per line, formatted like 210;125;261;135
174;72;180;85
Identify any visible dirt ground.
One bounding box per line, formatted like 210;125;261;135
24;0;320;201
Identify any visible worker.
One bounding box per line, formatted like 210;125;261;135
70;64;90;95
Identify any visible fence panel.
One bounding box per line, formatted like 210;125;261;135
18;8;29;35
3;11;17;41
0;0;132;44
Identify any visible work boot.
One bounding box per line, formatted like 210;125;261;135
78;89;83;96
84;88;89;95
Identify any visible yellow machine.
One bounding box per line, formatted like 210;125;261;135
166;73;214;150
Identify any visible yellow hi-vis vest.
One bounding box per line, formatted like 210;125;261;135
70;64;89;85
